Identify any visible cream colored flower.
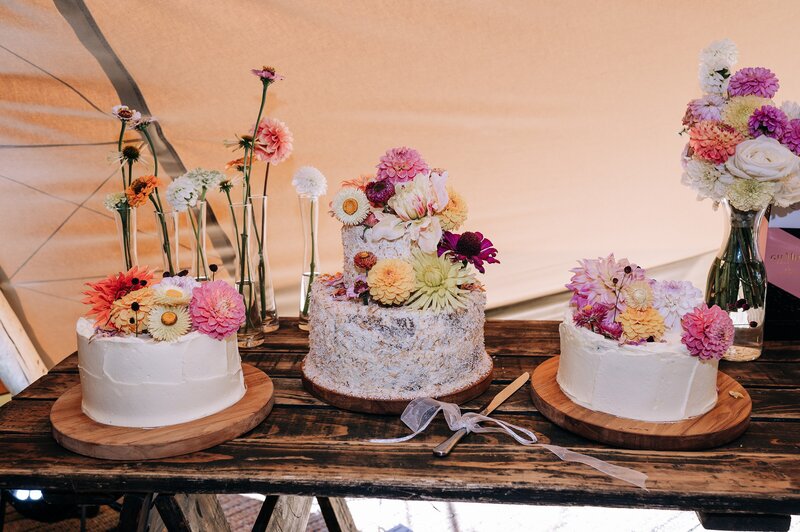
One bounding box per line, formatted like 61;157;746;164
406;250;475;311
721;96;773;135
728;178;778;211
153;283;193;306
621;281;654;310
332;188;370;225
148;305;191;341
110;287;154;334
725;136;800;183
367;258;416;306
437;186;468;231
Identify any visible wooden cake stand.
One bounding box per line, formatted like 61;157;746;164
530;356;751;451
301;359;494;415
50;364;274;460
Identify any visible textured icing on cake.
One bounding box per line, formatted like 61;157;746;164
341;225;413;287
557;317;718;422
304;282;492;400
76;318;245;428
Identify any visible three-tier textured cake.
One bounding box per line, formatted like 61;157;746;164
303;147;499;405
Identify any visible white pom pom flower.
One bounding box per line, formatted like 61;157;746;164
292;166;328;198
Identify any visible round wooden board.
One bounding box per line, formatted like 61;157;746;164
301;357;494;415
530;356;751;451
50;364;274;460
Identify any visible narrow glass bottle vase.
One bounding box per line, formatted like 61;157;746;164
298;195;321;331
187;201;210;281
250;195;280;333
153;209;180;276
114;205;138;271
705;200;768;362
230;201;265;347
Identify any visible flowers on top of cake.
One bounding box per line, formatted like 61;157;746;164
82;267;246;342
324;147;500;311
566;254;734;359
681;40;800;211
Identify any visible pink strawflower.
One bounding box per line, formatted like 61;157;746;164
566;254;646;312
253;118;293;165
375;147;429;183
728;67;779;99
189;280;246;340
781;119;800;156
683;94;725;128
689;120;745;164
251;66;285;83
748;105;789;139
680;304;734;360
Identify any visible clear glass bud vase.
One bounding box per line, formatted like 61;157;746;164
298;195;321;331
705;199;768;362
153;209;179;276
114;205;138;271
187;200;210;281
230;201;265;347
250;195;280;333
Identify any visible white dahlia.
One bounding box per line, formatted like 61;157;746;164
332;188;370;225
292;166;327;198
681;159;733;202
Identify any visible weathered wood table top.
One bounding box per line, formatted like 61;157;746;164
0;319;798;517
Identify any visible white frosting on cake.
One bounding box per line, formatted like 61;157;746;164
341;225;413;287
304;283;492;400
557;316;718;422
76;318;245;428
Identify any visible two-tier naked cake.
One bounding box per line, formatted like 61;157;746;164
558;254;735;422
78;269;247;428
303;147;499;405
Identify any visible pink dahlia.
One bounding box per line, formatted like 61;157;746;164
683;94;725;128
680;304;734;360
748;105;788;139
566;254;646;312
438;231;500;274
375;147;429;183
253;118;293;165
689;120;744;164
728;67;779;99
781;119;800;156
189;280;246;340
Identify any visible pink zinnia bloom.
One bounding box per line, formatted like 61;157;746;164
375;147;429;183
251;66;285;83
189;280;246;340
689;120;744;164
566;254;646;312
781;119;800;156
253;118;293;165
728;67;779;99
680;304;734;360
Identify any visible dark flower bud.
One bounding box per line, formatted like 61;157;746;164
131;302;140;312
210;264;219;273
623;266;632;274
741;303;749;311
178;269;189;277
131;278;139;285
749;321;758;328
736;298;747;308
139;280;147;286
163;271;171;277
612;277;619;285
647;336;655;342
129;317;135;324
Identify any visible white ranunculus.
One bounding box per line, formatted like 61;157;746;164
724;137;800;183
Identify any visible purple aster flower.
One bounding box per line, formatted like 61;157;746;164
728;67;779;98
683;94;725;128
364;178;395;206
781;119;800;156
438;231;499;274
748;105;789;139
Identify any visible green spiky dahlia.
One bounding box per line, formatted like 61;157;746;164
407;250;474;311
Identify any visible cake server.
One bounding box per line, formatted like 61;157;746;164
433;372;530;457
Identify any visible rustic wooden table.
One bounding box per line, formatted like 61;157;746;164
0;319;797;531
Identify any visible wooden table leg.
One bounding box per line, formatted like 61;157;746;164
118;493;154;532
0;489;7;531
317;497;357;532
150;494;231;532
250;495;313;532
696;511;792;531
252;495;279;532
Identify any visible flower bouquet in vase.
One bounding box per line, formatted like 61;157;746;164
681;40;800;361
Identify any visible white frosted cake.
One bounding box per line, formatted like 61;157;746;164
79;270;249;428
303;147;498;404
77;318;245;428
558;254;735;423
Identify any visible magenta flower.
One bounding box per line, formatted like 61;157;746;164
748;105;789;139
728;67;779;99
566;254;646;311
599;320;623;340
781;119;800;156
189;280;246;340
438;231;499;274
251;66;285;83
683;94;725;128
680;304;734;360
574;303;611;331
375;147;429;183
253;118;293;165
364;178;396;206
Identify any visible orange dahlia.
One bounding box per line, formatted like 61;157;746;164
110;287;155;334
126;175;160;207
617;307;666;343
82;266;154;328
688;121;744;165
367;259;415;306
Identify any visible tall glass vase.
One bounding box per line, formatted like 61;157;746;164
114;205;138;271
250;195;280;333
230;201;265;347
705;199;768;362
298;195;320;331
154;209;179;276
187;201;210;281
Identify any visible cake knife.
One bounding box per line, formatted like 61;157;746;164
433;372;530;457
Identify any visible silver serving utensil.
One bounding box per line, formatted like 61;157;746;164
432;372;530;457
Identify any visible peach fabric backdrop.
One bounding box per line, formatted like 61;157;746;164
2;0;799;366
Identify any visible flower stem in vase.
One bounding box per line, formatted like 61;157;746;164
231;201;265;348
299;196;319;330
249;195;279;333
114;205;138;270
